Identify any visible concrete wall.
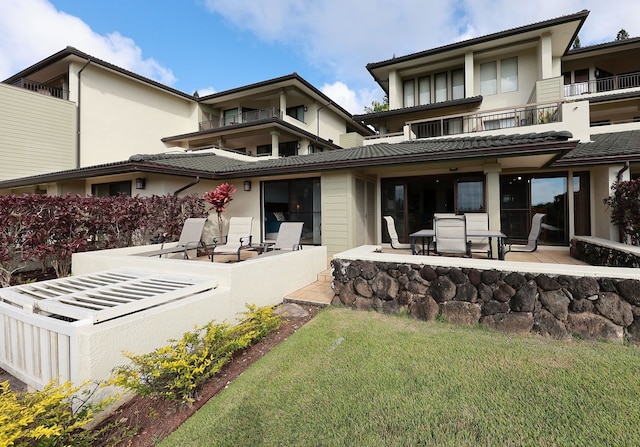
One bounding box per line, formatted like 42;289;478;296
0;83;76;180
0;244;326;393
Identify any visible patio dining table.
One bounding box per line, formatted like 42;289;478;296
409;229;508;260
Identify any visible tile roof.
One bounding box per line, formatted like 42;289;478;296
140;131;575;177
366;10;588;70
552;129;640;166
0;131;579;189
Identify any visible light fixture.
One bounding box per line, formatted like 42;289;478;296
135;178;146;190
244;180;252;191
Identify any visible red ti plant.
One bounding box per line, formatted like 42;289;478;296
203;183;236;241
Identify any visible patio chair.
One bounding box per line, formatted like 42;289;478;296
210;217;253;262
136;217;207;259
434;215;471;257
505;213;546;255
383;216;422;254
262;222;304;253
465;213;492;258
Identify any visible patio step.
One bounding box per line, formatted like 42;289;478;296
283;268;333;307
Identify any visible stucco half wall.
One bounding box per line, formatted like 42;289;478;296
0;245;326;395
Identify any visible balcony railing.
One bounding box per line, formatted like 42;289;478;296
9;78;69;100
564;72;640;97
200;107;283;131
404;102;560;140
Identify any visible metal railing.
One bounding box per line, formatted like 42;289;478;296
199;107;283;131
9;78;69;100
564;72;640;97
406;102;560;139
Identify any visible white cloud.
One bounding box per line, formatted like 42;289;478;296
321;81;381;115
203;0;640;109
0;0;176;84
195;87;217;97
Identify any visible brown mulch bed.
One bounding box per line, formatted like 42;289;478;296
92;304;321;447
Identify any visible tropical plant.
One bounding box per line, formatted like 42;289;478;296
603;178;640;245
203;183;236;241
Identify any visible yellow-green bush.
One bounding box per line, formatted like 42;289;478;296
111;304;281;404
0;380;110;447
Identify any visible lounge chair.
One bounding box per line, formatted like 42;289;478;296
434;215;471;257
262;222;304;253
465;213;492;258
505;213;545;255
210;217;253;262
136;217;207;259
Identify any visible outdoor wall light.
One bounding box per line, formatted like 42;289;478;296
135;178;146;190
244;180;252;192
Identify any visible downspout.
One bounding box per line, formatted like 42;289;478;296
615;161;630;243
173;176;200;197
76;59;92;168
315;101;332;149
616;161;630;182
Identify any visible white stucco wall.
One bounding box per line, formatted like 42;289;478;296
71;62;197;167
0;245;327;392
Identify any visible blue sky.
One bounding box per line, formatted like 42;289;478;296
2;0;639;113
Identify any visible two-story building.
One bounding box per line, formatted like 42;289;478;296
1;10;638;257
353;9;640;247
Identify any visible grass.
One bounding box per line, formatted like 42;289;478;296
160;307;640;447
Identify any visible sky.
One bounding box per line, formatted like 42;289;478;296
1;0;639;114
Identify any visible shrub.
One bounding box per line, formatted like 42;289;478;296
0;380;113;447
604;178;640;245
0;193;207;285
111;305;281;404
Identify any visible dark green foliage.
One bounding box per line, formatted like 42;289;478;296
0;194;207;284
604;178;640;245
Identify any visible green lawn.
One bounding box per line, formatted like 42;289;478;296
160;307;640;447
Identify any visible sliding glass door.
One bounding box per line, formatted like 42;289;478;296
262;178;321;245
500;173;568;245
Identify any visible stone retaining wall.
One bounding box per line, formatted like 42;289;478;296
571;238;640;268
331;258;640;343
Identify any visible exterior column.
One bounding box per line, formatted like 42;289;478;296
540;32;553;79
464;51;474;97
270;131;280;157
279;89;286;117
388;69;402;110
484;162;502;257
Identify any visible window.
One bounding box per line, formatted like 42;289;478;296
418;76;431;105
91;181;131;197
223;108;238;125
279;141;298;157
452;69;464;100
484;117;516;130
480;62;497;95
263;178;321;244
456;179;484;212
435;73;447;102
500;57;518;93
403;79;415;107
286;105;305;122
256;144;271;156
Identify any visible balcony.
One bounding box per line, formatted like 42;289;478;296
398;102;561;140
200;107;283;131
564;72;640;97
10;78;69;100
